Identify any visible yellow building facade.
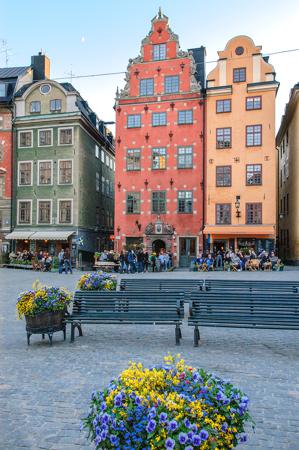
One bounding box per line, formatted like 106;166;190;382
204;35;279;254
277;83;299;264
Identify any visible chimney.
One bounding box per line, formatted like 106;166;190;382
31;51;50;81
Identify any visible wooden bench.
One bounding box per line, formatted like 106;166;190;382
120;278;202;294
93;261;119;272
67;290;184;344
189;291;299;346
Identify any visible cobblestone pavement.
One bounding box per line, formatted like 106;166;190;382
0;268;299;449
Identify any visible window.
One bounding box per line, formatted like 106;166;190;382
105;179;109;195
59;200;72;224
246;125;262;146
19;162;32;186
38;200;51;224
95;145;100;158
38;161;52;185
153;43;166;61
140;78;154;96
127;149;141;171
50;99;62;112
178;191;193;213
126;192;140;214
178;110;193;124
105;154;110;167
19;131;32;148
127;114;141;128
0;176;5;198
246;203;262;224
96;172;100;192
216;166;231;187
216;204;231;224
177;146;193;168
18;201;31;224
96;207;100;226
216;99;231;113
0;83;6;97
30;101;41;113
246;164;262;185
39;129;52;146
0;143;3;161
164;75;179;94
152;147;166;170
40;84;51;94
101;176;105;193
59;128;73;145
152;191;166;214
101;150;105;163
246;96;261;110
233;68;246;82
59;160;72;184
152;112;167;126
216;128;231;148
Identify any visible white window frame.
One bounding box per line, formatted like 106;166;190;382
96;171;100;192
101;149;105;163
18;130;33;148
37;160;53;186
38;128;53;147
57;198;73;225
17;199;32;225
95;145;100;158
18;161;33;187
57;159;73;185
58;127;74;146
37;199;53;225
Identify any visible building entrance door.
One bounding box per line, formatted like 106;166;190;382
179;237;196;267
152;239;166;255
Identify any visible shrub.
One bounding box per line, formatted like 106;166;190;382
83;355;253;449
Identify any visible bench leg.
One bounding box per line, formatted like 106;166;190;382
63;326;66;341
70;323;75;342
27;332;31;346
42;333;45;340
70;322;83;342
175;324;181;345
179;327;182;339
194;326;200;347
48;333;53;346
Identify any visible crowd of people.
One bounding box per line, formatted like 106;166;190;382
191;248;283;271
9;248;73;273
97;248;173;273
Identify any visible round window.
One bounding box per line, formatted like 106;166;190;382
235;46;244;56
40;84;51;94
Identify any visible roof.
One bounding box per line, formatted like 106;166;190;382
276;82;299;144
14;83;34;97
60;82;78;93
0;66;30;79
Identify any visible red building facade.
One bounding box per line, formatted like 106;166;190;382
114;10;204;267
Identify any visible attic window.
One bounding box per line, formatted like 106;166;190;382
235;46;244;56
0;83;6;97
40;84;51;95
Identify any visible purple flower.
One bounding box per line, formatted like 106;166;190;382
239;433;248;443
184;418;191;428
221;422;228;432
192;434;202;446
178;432;188;444
200;429;209;441
159;412;168;423
110;434;118;445
146;419;156;433
169;419;178;431
135;396;141;405
101;402;107;411
114;394;122;407
191;423;198;432
165;437;175;448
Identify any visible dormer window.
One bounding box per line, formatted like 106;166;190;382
0;83;6;97
50;99;62;112
153;43;166;61
30;101;41;113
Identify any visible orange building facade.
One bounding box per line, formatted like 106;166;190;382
114;10;204;267
204;36;279;254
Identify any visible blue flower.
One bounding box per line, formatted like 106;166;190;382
159;412;168;423
165;437;175;448
192;434;202;446
221;422;228;432
169;420;178;431
110;434;118;445
146;419;156;433
178;432;188;444
184;418;191;428
200;429;209;441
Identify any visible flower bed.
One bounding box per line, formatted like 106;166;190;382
83;355;253;449
77;272;117;291
17;281;73;318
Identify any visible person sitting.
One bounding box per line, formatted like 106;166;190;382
205;254;214;271
190;256;198;272
44;254;52;272
231;252;241;270
249;248;257;260
196;253;205;271
269;251;278;269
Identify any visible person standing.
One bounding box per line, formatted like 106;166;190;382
143;250;149;272
64;248;72;274
58;249;65;274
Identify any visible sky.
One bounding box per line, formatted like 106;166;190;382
1;0;298;133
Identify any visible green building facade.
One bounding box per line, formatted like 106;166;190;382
7;79;115;266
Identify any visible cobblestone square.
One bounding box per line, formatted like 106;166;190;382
0;268;299;449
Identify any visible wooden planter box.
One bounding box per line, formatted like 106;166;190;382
25;310;66;346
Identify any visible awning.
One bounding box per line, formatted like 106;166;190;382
203;225;275;237
5;231;34;240
29;231;75;241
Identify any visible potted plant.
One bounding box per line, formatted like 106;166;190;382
83;355;254;449
77;272;117;291
17;281;73;345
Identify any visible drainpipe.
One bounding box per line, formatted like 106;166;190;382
202;90;206;253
